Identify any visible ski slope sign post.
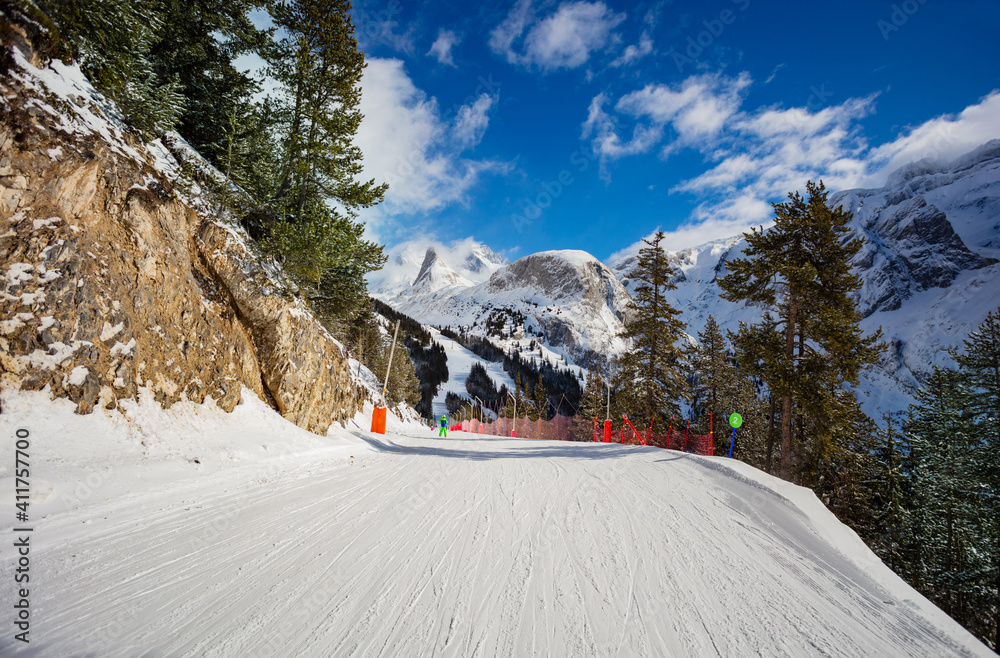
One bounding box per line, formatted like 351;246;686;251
372;319;400;435
728;413;742;458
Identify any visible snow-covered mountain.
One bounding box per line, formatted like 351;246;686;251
367;239;507;299
373;141;1000;415
374;249;632;372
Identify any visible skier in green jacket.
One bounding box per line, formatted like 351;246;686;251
439;415;448;437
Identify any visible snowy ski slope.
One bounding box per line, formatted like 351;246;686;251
0;390;992;657
429;328;516;421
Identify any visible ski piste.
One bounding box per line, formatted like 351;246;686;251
0;390;991;657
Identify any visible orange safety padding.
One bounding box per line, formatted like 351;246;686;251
371;406;387;434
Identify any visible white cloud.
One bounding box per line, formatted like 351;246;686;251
490;1;625;72
583;72;874;227
355;58;507;238
764;63;786;84
610;31;653;67
453;93;497;149
489;0;535;63
582;94;663;160
586;73;751;164
670;94;875;227
867;90;1000;182
427;29;460;67
586;73;1000;249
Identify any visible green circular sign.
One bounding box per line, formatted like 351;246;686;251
729;413;743;429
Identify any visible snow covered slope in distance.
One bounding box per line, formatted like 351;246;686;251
0;388;992;656
429;327;517;420
378;249;633;371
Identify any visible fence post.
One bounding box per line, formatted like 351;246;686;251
710;410;714;456
684;417;690;452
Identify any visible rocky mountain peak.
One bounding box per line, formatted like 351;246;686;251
411;247;470;294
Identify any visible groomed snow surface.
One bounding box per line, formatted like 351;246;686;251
0;389;993;657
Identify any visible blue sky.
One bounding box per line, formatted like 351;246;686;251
345;0;1000;262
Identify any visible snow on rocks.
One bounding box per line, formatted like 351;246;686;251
0;34;363;428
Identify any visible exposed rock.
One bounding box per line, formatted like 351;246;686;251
411;247;471;294
478;250;633;370
834;166;999;318
0;46;360;431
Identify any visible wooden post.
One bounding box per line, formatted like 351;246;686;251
381;320;400;408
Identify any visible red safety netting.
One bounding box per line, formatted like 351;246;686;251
462;415;574;440
449;414;714;456
647;429;713;455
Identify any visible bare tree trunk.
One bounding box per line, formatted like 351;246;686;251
780;293;798;480
795;322;806;485
765;394;776;474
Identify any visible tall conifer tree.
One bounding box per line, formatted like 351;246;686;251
264;0;387;331
719;180;883;480
148;0;268;162
613;231;687;428
689;315;732;448
574;366;611;441
903;367;983;625
951;308;1000;647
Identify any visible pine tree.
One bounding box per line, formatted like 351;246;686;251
147;0;269;167
526;375;539;422
871;412;907;573
951;308;1000;648
573;366;607;441
689;315;735;450
41;0;184;138
809;391;880;534
903;367;983;627
613;230;687;428
534;373;549;420
513;373;526;418
263;0;387;333
718;180;884;481
383;344;421;409
217;99;279;206
720;363;768;465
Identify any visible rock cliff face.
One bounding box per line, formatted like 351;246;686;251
482;251;633;368
0;42;360;432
